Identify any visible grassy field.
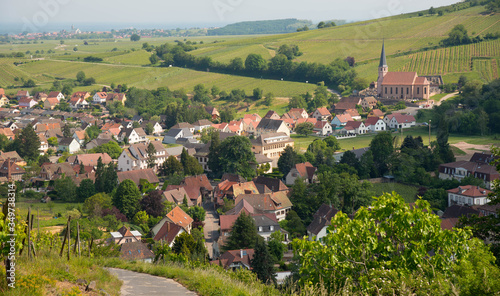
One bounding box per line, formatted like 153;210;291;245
292;127;500;153
16;198;82;230
371;182;419;203
1;58;316;97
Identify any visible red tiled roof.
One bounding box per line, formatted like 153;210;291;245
334;113;353;123
381;72;418;85
344;121;362;129
315;107;331;116
295;162;316;179
447;185;492;197
166;206;193;230
364;117;381;126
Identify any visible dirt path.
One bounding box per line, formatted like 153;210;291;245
451;141;493;161
107;268;197;296
435;91;459;106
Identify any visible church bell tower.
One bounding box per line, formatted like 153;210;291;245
377;41;388;96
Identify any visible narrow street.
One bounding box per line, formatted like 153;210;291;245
203;201;220;259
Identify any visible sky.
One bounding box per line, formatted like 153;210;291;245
0;0;460;33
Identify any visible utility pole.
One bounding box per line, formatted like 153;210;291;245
428;120;432;146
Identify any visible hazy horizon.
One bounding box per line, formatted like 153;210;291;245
0;0;459;34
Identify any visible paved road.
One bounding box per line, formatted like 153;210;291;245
107;268;197;296
203;201;220;259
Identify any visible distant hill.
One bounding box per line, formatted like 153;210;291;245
207;19;313;35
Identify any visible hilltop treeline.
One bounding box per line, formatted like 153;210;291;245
207;18;313;35
151;41;361;94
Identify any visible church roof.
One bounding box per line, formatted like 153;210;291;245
379;42;387;67
381;72;418;85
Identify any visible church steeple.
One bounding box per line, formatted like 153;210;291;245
379;41;387;67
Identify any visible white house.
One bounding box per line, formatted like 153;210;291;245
343;121;367;135
447;185;492;207
58;138;80;154
72;130;86;145
118;128;147;144
141;121;163;135
18;97;37;109
313;120;333;136
256;118;290;136
162;128;193;144
47;91;65;101
193;119;213;132
364;117;386;132
93;92;107;104
117;141;167;172
38;134;48;154
307;204;339;242
384;114;416;129
311;107;331;121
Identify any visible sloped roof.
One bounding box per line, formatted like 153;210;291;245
441;205;481;219
153;221;183;243
307;204;339;235
220;214;240;231
253;176;288;192
257;118;284;131
181;174;213;199
315;107;331;116
230;181;259;197
447;185;492;197
381;72;418;85
120;241;154;260
171;122;194;129
117;169;159;186
470;152;498;164
215;249;254;269
75;153;112;166
166;206;193;230
294;162;316;179
333;113;352;123
74;130;86;140
368;109;384;117
364;116;382;127
264;110;279;119
226;199;255;216
344;121;363;129
162;187;193;206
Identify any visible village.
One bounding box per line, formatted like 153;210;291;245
0;38;499;294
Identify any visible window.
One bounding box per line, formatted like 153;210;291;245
417;88;420;94
390;88;393;94
395;87;398;94
270;226;274;231
385;87;387;94
258;227;263;232
424;87;427;94
406;88;409;95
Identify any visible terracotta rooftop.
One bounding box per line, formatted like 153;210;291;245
166;206;193;231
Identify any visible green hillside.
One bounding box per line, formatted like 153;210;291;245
0;1;498;97
189;4;500;83
207;18;313;35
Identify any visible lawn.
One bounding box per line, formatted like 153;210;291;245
371;182;419;203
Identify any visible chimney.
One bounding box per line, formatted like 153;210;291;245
240;249;243;258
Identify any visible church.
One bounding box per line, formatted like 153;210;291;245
376;43;430;100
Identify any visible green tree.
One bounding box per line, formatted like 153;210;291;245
210;85;220;98
95;158;118;194
77;178;95;202
180;148;204;176
441;24;471;46
292;192;484;294
252;88;263;100
47;137;58;147
172;232;195;256
54;175;77;202
62;124;71;138
113;179;141;220
186;206;206;222
146;142;157;169
83;193;112;217
245;53;267;73
130;34;140;41
133;210;149;225
369;131;394;176
224;212;259;251
76;71;86;83
85;125;101;141
218;136;256;178
149;54;159;64
17;125;41;162
90;141;122;159
160;155;184;176
295;122;314;137
145;122;154;135
23;79;36;87
268;231;285;263
252;238;276;284
264;92;274;106
281;210;306;238
278;146;299;177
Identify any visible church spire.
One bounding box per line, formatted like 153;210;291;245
379;41;387;68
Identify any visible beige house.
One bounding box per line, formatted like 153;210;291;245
256;118;290;136
251;132;294;166
110;226;142;245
